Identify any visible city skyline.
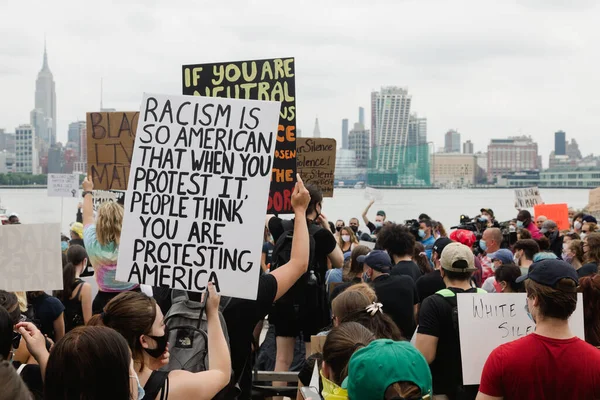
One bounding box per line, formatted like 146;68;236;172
1;1;599;167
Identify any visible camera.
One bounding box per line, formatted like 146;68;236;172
404;219;421;241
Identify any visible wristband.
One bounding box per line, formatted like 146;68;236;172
82;191;93;198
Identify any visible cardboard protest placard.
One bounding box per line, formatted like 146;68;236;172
587;187;600;216
115;93;280;300
92;190;125;211
182;57;296;214
534;203;569;230
0;223;62;291
86;111;139;190
296;138;336;197
364;186;383;201
514;187;543;209
47;173;79;198
457;293;584;385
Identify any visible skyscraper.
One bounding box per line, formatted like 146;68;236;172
371;87;412;170
34;41;56;146
358;107;365;126
349;122;370;168
313;118;321;138
444;130;461;153
487;136;538;182
463;140;474;154
554;130;566;156
15;124;38;174
341;119;349;149
68;121;86;159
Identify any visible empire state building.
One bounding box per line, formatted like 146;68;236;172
32;42;56;146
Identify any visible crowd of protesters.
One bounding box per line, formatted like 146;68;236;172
2;175;600;400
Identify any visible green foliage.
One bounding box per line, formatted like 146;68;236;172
0;173;48;185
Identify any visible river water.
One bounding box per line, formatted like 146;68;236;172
0;187;590;234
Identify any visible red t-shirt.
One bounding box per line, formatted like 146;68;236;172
479;333;600;399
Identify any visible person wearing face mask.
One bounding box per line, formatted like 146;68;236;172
540;220;563;259
337;227;358;254
418;219;435;260
479;208;500;229
580;232;600;278
572;212;585;234
335;219;346;235
481;249;514;293
348;218;362;238
563;239;584;271
516;210;542;240
88;283;230;400
512;239;540;275
362;200;386;234
478;259;600;400
479;227;503;281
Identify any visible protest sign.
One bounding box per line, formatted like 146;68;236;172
587;187;600;217
364;186;383;201
86;111;139;190
0;223;62;291
92;190;125;211
115;93;280;300
534;203;569;230
296;138;336;197
514;187;543;209
48;173;79;198
457;293;584;385
182;57;296;214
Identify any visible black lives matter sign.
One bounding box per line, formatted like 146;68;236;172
115;94;280;300
182;58;296;214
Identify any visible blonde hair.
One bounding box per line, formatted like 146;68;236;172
344;283;377;302
13;292;27;312
96;202;124;246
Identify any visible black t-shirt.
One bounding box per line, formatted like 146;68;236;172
268;217;337;282
578;262;598;278
262;241;274;267
415;270;445;304
12;362;43;400
329;279;361;305
367;221;376;233
30;293;65;340
222;273;278;400
417;287;479;396
391;260;422;282
370;274;419;339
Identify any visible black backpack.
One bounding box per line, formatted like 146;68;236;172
269;219;322;304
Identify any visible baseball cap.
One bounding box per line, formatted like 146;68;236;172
540;220;557;234
432;237;452;257
440;242;477;272
516;259;578;289
488;248;514;265
342;339;432;400
480;208;494;218
70;222;84;238
449;229;477;248
583;215;598;224
357;250;392;273
376;210;386;217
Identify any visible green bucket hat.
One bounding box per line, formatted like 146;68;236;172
342;339;432;400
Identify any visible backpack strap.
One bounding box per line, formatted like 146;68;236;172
144;370;169;400
171;289;189;305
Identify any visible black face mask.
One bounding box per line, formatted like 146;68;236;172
350;225;358;233
143;328;169;359
336;226;342;232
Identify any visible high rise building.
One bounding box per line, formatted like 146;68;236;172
444;130;461;153
430;153;477;187
408;114;427;145
463;140;474;154
68;121;86;159
47;144;64;173
358;107;365;126
0;129;15;153
341;119;349;149
80;124;88;165
34;41;57;146
349;122;370;168
554;130;566;156
371;87;412;170
567;138;582;159
15;124;38;174
313;118;321;138
487;136;539;182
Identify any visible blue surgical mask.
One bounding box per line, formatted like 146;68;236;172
418;229;426;238
479;239;487;252
524;300;535;323
362;272;370;283
517;220;524;228
130;373;145;400
562;253;573;263
61;241;68;252
374;222;383;229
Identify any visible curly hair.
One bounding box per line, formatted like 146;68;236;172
376;223;415;258
96;202;124;246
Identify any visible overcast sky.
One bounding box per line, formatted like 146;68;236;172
1;0;599;166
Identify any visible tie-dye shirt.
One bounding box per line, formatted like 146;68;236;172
84;224;138;293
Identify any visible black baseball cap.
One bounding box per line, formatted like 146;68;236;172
516;259;578;290
583;215;598;224
357;250;392;273
481;208;494;218
432;237;452;257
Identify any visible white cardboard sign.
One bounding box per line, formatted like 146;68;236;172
48;173;79;198
457;292;584;385
364;186;383;201
0;223;63;291
115;93;280;300
92;190;123;211
514;187;543;209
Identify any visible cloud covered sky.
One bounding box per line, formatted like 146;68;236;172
1;0;599;166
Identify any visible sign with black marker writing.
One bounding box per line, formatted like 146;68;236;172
182;57;296;214
92;190;125;211
457;293;584;385
296;138;336;197
47;173;79;198
514;186;543;209
0;223;62;291
115;93;280;300
86;111;139;190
